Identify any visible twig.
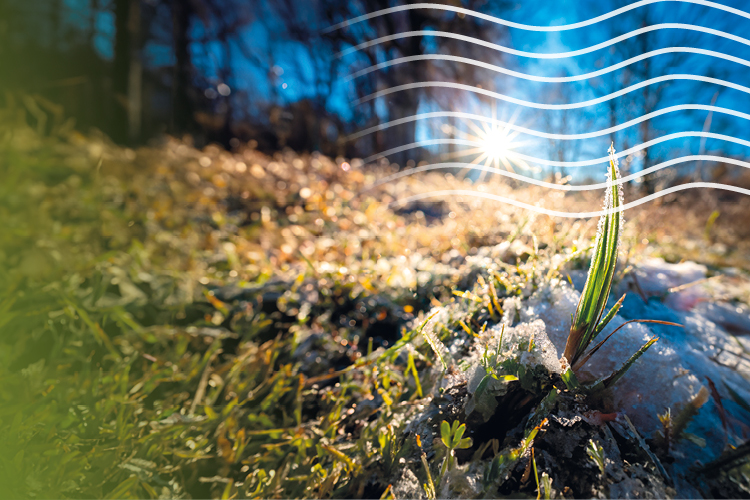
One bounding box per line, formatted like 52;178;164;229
630;271;649;302
190;348;222;416
573;319;682;372
623;414;672;485
667;274;723;294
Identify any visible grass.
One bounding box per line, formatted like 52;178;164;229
438;420;472;484
563;145;624;369
586;439;606;474
561;145;682;392
2;103;748;499
655;386;710;454
3;109;568;498
0;113;438;498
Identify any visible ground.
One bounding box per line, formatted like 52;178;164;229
1;119;749;499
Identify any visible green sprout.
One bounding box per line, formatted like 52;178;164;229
417;435;437;500
563;144;624;369
560;145;682;390
439;420;472;483
378;425;402;477
704;210;720;242
532;448;541;499
540;471;553;500
421;455;437;500
531;449;554;500
655;386;710;454
586;439;606;474
483;419;548;489
475;324;519;397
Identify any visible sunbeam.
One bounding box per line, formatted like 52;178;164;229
437;105;536;177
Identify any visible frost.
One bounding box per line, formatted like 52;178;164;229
603;144;625;247
463;320;561;420
511;320;563;374
390;249;747;499
517;267;750;475
464;364;507;420
633;258;707;297
440;462;484;499
391;467;425;500
522;285;578;348
692;301;750;334
501;296;522;326
419;307;452;370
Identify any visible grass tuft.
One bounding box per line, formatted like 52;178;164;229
563;144;623;367
586;439;606;474
560;145;683;391
438;420;472;484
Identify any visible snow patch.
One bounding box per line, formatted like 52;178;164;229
517;276;750;459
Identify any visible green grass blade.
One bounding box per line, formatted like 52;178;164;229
602;336;658;389
564;145;623;366
592;294;626;339
440;421;451;448
561;367;581;391
573;319;681;372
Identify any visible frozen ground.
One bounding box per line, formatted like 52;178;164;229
5;123;750;498
520;257;750;495
396;252;750;498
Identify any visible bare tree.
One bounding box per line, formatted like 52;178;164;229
171;0;193;136
318;0;513;165
113;0;142;143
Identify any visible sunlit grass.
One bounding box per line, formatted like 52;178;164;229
561;145;682;390
1;108;740;499
562;144;623;368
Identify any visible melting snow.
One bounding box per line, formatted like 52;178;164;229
512;258;750;475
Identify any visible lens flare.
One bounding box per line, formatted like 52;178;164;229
441;105;533;178
481;125;513;164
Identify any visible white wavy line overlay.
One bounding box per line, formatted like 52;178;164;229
325;1;750;33
354;77;750;110
389;184;750;218
347;106;750;142
362;132;750;167
366;156;750;191
337;24;750;60
345;48;750;82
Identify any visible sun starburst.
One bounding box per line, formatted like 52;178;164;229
441;105;536;181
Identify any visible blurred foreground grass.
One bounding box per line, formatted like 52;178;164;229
1;109;749;498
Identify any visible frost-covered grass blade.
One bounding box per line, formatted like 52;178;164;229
572;319;682;372
560;146;680;391
600;335;659;389
563;144;623;368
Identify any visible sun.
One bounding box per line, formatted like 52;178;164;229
440;105;535;178
481;125;514;164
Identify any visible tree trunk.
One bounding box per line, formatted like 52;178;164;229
219;31;233;145
380;8;426;167
126;0;142;143
172;0;192;135
112;0;130;142
51;0;62;45
89;0;99;48
112;0;141;144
